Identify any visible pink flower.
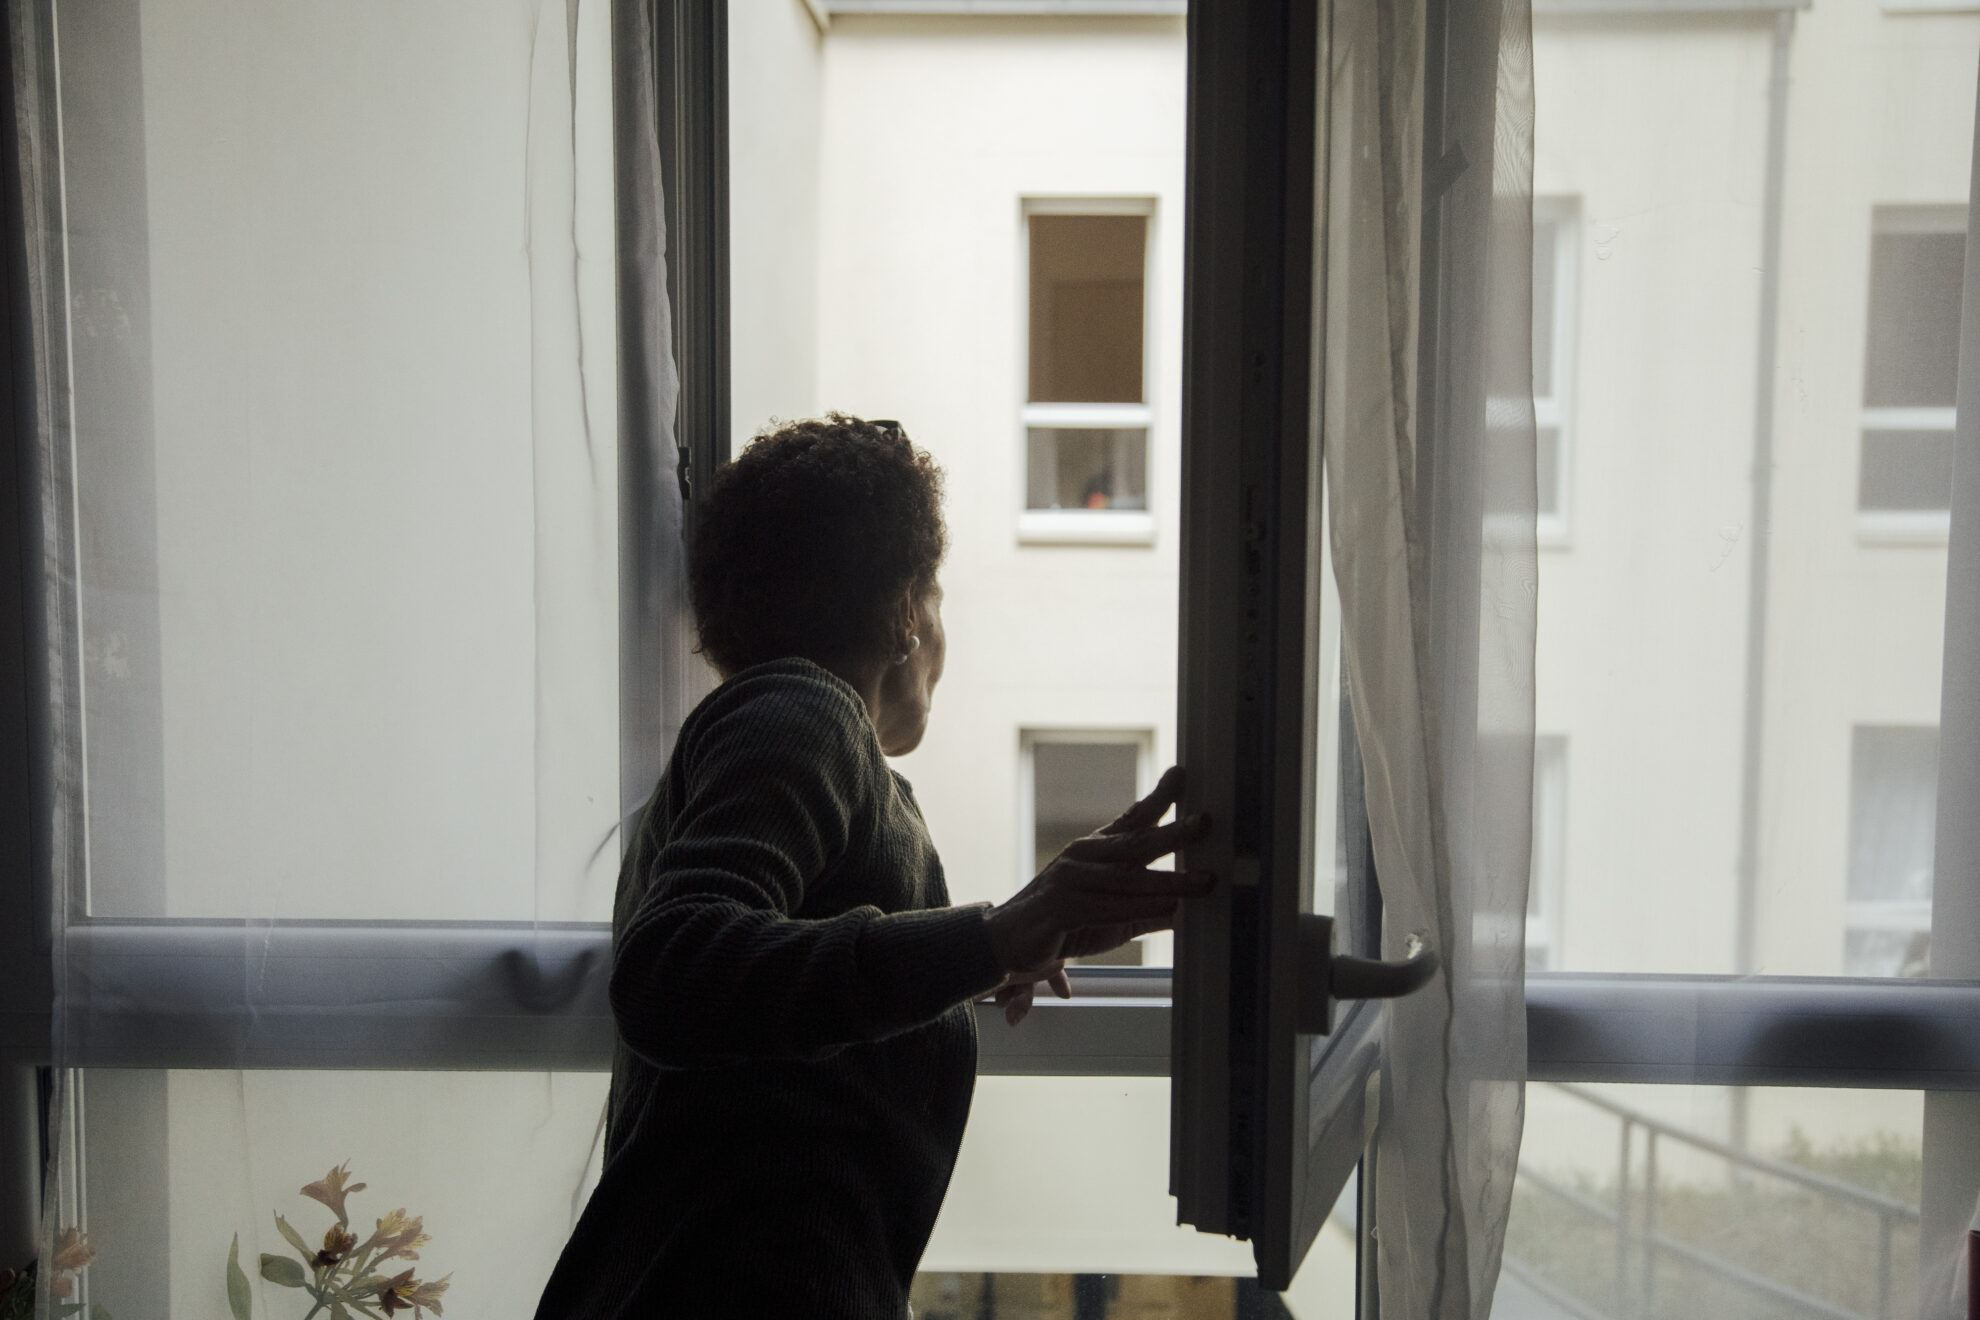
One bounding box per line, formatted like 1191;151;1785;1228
300;1162;368;1225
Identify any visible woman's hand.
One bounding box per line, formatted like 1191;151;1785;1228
990;962;1071;1027
982;766;1212;1021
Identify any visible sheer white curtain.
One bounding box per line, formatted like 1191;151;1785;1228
16;0;686;1313
1320;0;1535;1313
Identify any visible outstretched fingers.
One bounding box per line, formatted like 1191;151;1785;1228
1073;813;1211;866
1102;765;1185;835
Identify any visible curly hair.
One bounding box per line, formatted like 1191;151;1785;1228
690;413;947;677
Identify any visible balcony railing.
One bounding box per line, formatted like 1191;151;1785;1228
1506;1082;1919;1320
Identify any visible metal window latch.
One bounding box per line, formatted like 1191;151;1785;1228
1296;913;1440;1035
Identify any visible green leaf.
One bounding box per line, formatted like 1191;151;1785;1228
273;1215;314;1264
225;1233;252;1320
258;1254;306;1288
329;1305;353;1320
52;1305;85;1318
90;1307;113;1320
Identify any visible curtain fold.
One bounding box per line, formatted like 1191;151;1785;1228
1321;0;1536;1313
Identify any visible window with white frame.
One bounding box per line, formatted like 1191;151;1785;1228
1531;201;1576;537
1020;730;1153;965
1844;724;1938;977
1020;205;1155;544
1859;207;1962;539
1526;735;1567;971
1486;197;1575;538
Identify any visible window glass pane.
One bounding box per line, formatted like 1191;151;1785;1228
1026;428;1151;510
1864;228;1964;408
922;1077;1351;1314
1029;738;1146;964
1845;725;1937;975
727;12;1184;964
1031;740;1142;873
1502;1084;1922;1320
1848;726;1939;904
70;1069;608;1318
1859;428;1956;512
1028;215;1148;404
1536;424;1561;519
67;1071;1358;1320
60;0;621;921
1528;736;1567;970
1533;13;1968;976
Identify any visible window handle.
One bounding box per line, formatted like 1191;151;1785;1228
1296;913;1440;1035
1330;949;1440;1001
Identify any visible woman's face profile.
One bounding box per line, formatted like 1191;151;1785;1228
876;582;946;757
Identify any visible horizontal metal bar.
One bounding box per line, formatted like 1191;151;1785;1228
822;0;1185;14
1533;0;1809;12
31;928;1980;1088
820;0;1808;12
1526;973;1980;1091
54;921;619;1071
41;922;1172;1073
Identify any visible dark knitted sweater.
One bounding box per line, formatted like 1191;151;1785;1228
534;659;1008;1319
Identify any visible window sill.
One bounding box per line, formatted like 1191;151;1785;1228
1017;509;1157;546
1857;510;1952;546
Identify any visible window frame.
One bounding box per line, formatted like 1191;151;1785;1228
5;2;1980;1312
1017;196;1160;546
1526;735;1568;971
1843;722;1941;977
1532;197;1578;545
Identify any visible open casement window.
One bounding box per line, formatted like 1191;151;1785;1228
1173;0;1533;1295
1170;0;1980;1311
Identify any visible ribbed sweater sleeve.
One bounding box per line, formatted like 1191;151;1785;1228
609;673;1007;1068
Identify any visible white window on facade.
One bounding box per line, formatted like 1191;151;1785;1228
1020;730;1154;965
1844;724;1939;976
1020;204;1156;545
1532;200;1577;539
1486;197;1575;540
1859;206;1963;540
1526;735;1568;971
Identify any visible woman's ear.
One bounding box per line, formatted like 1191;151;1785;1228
891;588;919;653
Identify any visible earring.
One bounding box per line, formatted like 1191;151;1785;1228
891;634;920;666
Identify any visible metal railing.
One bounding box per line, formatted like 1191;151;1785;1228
1508;1082;1920;1320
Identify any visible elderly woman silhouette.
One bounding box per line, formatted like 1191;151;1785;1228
534;414;1208;1319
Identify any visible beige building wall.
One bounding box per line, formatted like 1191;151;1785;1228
1531;12;1776;980
1757;0;1975;977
